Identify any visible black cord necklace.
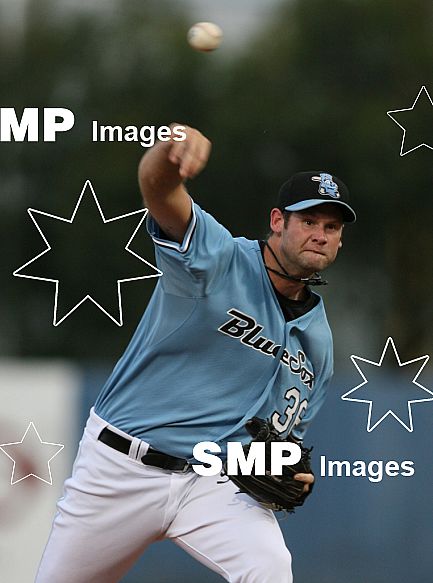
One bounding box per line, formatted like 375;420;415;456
263;240;328;286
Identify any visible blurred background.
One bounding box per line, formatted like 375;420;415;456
0;0;432;581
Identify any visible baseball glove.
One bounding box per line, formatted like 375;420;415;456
223;417;314;513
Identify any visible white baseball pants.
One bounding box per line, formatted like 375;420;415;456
35;409;293;583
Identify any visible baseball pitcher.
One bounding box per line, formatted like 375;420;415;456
36;125;356;583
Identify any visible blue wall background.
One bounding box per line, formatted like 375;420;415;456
81;369;433;583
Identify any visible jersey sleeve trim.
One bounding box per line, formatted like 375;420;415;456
148;202;197;254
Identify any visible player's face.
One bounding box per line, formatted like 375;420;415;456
275;205;344;276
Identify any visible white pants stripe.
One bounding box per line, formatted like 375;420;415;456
35;409;293;583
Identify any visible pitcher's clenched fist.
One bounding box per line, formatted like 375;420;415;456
168;124;211;179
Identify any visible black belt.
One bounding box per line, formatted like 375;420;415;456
98;427;191;472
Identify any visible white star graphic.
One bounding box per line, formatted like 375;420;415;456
341;337;433;432
0;422;64;485
13;180;162;326
387;85;433;156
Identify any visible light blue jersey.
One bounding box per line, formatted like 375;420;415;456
95;201;334;460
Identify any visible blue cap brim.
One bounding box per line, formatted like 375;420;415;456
284;199;357;223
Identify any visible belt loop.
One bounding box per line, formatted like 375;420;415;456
137;440;150;460
128;437;142;460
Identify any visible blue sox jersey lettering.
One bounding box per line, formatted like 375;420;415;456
218;309;315;389
95;201;334;459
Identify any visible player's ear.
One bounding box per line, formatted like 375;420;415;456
270;208;285;235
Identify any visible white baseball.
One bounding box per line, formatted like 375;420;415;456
187;22;223;52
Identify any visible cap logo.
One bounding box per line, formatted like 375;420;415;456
311;173;340;199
